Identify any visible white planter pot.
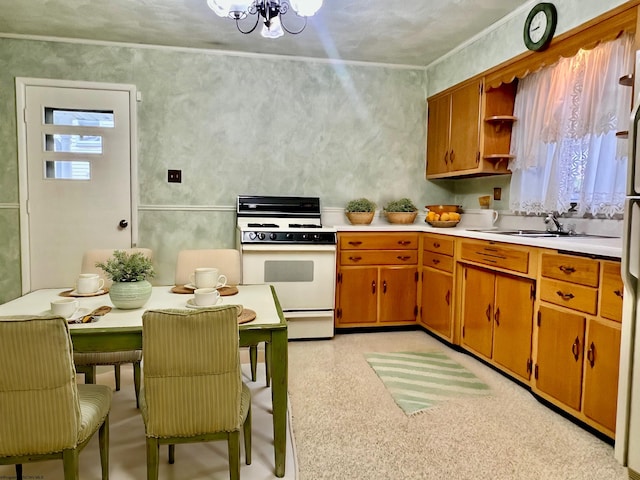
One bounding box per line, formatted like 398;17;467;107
109;280;152;310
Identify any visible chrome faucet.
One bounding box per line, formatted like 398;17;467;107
544;213;564;233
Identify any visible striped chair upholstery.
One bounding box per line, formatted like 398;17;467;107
140;306;251;480
73;247;153;407
0;315;112;480
175;249;270;386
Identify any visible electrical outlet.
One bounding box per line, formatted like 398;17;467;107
493;187;502;201
168;169;182;183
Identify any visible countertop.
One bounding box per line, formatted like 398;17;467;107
334;223;623;259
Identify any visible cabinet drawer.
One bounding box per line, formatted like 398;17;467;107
422;251;454;273
541;253;599;287
423;234;454;256
460;240;529;273
340;250;418;266
540;278;598;315
339;233;418;251
601;262;623;322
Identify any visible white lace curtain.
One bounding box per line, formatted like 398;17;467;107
508;33;633;217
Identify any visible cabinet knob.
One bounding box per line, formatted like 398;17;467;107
383;280;387;294
371;280;376;294
614;289;624;298
398;240;412;246
348;241;362;246
445;290;451;306
587;342;596;368
485;304;492;321
494;307;500;326
397;255;411;261
431;258;440;265
433;242;440;248
348;256;362;262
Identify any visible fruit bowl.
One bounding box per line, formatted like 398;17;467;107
427;220;460;228
425;204;463;215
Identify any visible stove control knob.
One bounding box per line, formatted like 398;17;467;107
270;233;277;240
286;233;294;240
313;233;321;240
257;232;266;240
301;233;309;240
248;232;257;240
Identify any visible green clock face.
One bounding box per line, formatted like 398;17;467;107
524;3;557;51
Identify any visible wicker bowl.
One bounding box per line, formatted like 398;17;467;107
346;211;375;225
427;220;460;228
385;211;418;224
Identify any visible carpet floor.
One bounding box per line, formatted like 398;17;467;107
288;330;629;480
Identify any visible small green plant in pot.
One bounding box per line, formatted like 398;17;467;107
383;198;418;224
96;250;155;309
345;198;376;225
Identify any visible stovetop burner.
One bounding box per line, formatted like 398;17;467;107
248;223;280;228
289;223;322;228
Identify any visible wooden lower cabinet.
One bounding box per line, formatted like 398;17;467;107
336;232;419;327
582;319;621;432
421;268;453;338
535;305;585;410
461;265;534;382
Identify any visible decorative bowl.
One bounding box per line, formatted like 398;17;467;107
427;220;460;228
385;211;418;224
346;211;375;225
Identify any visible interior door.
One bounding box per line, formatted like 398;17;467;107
22;83;134;290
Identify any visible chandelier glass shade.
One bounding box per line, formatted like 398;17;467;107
206;0;322;38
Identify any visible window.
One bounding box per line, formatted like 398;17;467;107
43;108;114;181
508;33;633;217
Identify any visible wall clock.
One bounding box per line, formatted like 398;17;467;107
523;3;558;51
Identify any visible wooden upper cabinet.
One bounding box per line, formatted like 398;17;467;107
426;78;514;179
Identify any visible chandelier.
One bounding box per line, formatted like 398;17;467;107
207;0;323;38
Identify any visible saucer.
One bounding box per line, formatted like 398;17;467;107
49;307;91;321
60;289;108;298
184;283;227;291
185;298;221;309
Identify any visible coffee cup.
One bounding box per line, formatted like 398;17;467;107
76;273;105;294
480;209;499;227
190;267;227;289
193;288;222;306
51;298;79;318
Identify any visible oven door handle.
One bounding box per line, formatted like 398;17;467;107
240;244;337;252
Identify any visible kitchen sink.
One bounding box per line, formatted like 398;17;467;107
467;229;618;238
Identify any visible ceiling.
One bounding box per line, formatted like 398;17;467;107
0;0;533;67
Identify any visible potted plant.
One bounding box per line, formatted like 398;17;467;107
345;198;376;225
383;198;418;224
96;250;155;309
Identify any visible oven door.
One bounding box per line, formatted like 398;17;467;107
240;244;336;311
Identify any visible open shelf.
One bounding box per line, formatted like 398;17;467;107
483;154;515;171
484;115;517;133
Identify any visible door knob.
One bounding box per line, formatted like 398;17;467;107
118;219;129;229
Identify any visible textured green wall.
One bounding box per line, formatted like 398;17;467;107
0;38;450;294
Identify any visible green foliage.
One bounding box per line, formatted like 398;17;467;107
383;198;418;212
345;198;376;212
96;250;155;282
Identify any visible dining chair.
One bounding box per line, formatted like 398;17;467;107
140;306;251;480
73;247;153;407
174;248;271;386
0;315;112;480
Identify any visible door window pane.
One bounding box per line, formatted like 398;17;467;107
45;160;91;180
45;134;103;154
44;108;114;128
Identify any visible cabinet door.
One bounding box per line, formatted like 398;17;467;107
536;305;585;410
426;95;451;176
462;267;494;358
422;268;453;338
493;275;534;380
449;81;481;172
380;267;417;323
337;267;378;324
583;320;621;432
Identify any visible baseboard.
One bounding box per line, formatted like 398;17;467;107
629;467;640;480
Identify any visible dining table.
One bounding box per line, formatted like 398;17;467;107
0;284;289;478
